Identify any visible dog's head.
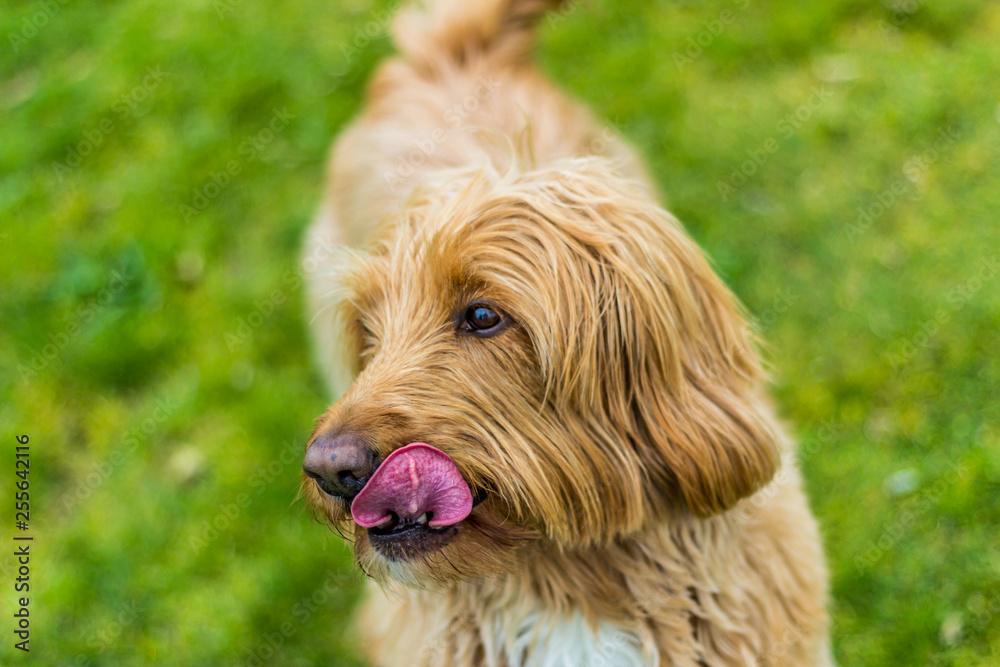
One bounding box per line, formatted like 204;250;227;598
302;160;779;587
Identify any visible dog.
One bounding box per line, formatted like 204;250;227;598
301;1;831;664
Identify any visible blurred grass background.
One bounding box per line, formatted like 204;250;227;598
2;0;999;664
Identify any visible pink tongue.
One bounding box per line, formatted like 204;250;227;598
351;443;472;529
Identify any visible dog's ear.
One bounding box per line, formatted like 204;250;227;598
518;164;780;516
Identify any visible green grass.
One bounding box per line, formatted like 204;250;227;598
2;0;999;664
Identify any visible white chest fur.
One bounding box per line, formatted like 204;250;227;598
494;611;653;667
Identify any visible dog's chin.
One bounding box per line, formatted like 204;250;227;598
305;479;545;587
365;517;462;562
350;509;543;588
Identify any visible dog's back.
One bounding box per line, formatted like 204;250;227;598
317;0;651;248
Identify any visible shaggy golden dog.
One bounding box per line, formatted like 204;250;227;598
301;1;831;664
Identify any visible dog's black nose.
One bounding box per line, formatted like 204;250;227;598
303;434;375;501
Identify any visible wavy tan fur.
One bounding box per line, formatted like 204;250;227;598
302;1;832;664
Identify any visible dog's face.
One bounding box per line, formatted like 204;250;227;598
302;161;779;587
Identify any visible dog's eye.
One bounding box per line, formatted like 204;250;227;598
461;304;504;336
